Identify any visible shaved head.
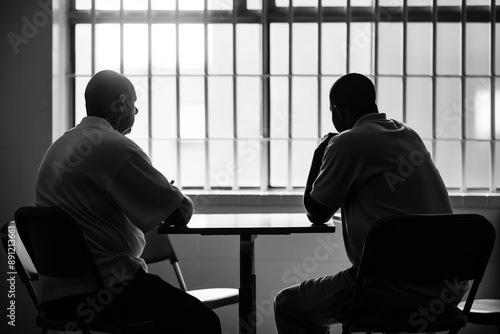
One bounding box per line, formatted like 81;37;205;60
329;73;376;110
85;70;136;118
84;70;138;134
329;73;378;132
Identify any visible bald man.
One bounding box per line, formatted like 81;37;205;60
36;70;221;333
274;73;465;334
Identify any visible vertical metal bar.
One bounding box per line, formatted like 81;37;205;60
461;0;467;192
69;22;76;128
120;0;124;74
373;0;379;87
287;0;293;191
175;0;182;187
402;0;408;124
432;0;438;164
346;0;351;73
91;0;96;75
318;0;323;139
148;0;153;162
204;0;210;191
261;0;271;191
490;0;496;192
233;0;239;190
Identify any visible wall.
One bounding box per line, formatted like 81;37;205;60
0;0;53;333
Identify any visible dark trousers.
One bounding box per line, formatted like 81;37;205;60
41;268;222;334
274;267;468;334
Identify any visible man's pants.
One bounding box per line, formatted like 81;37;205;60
41;268;222;334
274;267;467;334
274;268;356;334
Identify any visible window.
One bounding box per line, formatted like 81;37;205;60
70;0;500;192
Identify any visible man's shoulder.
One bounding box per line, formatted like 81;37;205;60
68;123;147;166
328;118;415;157
99;134;149;166
330;126;367;148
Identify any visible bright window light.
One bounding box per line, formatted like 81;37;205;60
70;1;499;192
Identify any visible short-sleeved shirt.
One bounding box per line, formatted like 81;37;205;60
35;116;184;303
311;113;453;266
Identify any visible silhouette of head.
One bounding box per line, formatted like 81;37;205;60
85;70;138;135
329;73;378;132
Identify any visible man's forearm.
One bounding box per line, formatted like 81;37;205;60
304;161;320;218
304;135;333;204
306;133;337;187
305;150;324;194
179;196;194;223
303;132;338;224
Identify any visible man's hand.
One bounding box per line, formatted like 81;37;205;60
164;189;194;227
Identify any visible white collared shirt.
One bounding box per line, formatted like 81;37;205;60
36;116;184;303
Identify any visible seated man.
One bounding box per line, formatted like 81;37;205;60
274;73;467;334
36;70;221;333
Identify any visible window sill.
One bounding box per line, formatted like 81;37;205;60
448;192;500;208
183;190;500;212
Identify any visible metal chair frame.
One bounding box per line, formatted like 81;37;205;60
142;227;239;310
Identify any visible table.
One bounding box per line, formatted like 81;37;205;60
158;213;337;334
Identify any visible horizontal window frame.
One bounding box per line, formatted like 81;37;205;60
68;6;496;24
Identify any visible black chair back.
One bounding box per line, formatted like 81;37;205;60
358;214;495;284
343;213;496;334
1;221;41;311
2;207;160;333
14;207;104;288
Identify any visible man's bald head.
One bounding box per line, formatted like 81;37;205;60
329;73;376;111
328;73;378;132
85;70;136;118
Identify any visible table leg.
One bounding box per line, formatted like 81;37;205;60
239;234;256;334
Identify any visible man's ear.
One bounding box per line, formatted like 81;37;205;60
118;94;126;118
333;105;343;123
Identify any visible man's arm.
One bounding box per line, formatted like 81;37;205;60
304;132;338;224
163;186;194;226
110;153;194;232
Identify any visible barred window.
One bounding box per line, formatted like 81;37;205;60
70;0;500;192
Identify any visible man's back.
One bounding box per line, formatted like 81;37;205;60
275;74;461;334
311;113;452;265
36;116;183;303
34;70;222;333
37;117;146;259
311;113;459;316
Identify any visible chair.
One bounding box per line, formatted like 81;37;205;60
341;213;496;334
1;207;154;334
142;228;239;310
458;299;500;333
1;220;40;315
